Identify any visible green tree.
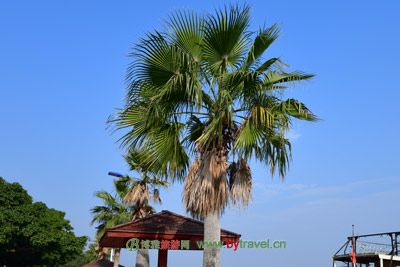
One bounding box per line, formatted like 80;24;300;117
0;177;87;266
60;242;99;267
113;4;316;267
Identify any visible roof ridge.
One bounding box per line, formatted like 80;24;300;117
158;210;240;235
108;210;164;230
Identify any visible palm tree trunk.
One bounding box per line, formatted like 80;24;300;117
135;249;149;267
203;211;221;267
113;248;121;267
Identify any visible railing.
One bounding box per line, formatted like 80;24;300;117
334;231;400;257
357;241;392;254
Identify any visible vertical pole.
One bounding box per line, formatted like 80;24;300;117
380;257;383;267
110;248;115;261
158;249;168;267
390;234;394;255
352;225;356;267
390;233;398;256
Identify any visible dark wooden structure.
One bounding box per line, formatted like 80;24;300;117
99;210;241;267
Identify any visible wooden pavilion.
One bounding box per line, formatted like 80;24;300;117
99;210;241;267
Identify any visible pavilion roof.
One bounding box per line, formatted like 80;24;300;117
99;210;241;250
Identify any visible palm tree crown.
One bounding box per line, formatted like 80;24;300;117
115;149;168;220
91;184;132;240
91;150;167;267
113;4;317;218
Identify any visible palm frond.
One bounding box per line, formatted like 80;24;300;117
275;98;318;121
228;158;252;206
264;133;292;177
114;177;132;199
183;150;229;218
114;105;152;149
125;147;165;175
124;182;150;207
129;31;204;108
94;191;118;207
144;122;189;181
256;57;287;72
203;4;251;74
91;188;132;239
234;117;292;177
244;24;280;69
167;10;204;62
263;71;314;87
184;115;205;145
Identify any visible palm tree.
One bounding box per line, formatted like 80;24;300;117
115;149;168;267
92;149;166;267
91;185;132;267
113;4;317;267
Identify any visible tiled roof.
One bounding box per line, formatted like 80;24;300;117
99;210;241;249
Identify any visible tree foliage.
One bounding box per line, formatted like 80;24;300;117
59;242;99;267
0;177;87;267
112;4;317;219
90;187;132;240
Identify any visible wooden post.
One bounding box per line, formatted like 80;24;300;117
158;249;168;267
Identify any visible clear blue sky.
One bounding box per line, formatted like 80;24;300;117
1;1;399;266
